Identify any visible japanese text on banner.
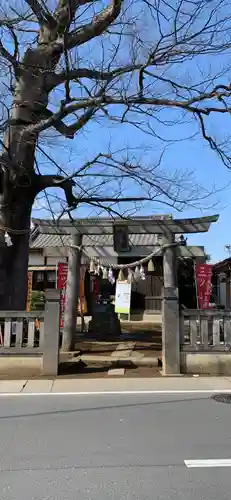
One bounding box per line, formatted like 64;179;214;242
195;264;213;309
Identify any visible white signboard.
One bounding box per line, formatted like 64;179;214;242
115;280;131;314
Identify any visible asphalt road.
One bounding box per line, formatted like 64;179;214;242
0;392;231;499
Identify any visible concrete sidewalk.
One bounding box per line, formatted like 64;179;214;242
1;376;231;394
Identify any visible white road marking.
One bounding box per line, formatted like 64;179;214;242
0;389;230;396
185;459;231;468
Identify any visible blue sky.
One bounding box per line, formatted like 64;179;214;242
32;2;231;264
34;108;231;264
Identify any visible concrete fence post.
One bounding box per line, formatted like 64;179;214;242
162;286;180;375
43;289;61;377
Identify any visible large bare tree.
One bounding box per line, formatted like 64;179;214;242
0;0;230;309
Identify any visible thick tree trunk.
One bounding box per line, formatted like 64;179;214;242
0;184;34;310
0;95;37;309
0;44;53;310
0;39;74;310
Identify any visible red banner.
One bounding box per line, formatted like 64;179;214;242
26;271;33;312
78;266;87;315
57;263;68;328
195;264;213;309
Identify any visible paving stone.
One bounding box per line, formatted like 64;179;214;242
108;368;125;376
0;380;27;393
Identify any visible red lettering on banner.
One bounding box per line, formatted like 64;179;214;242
57;263;68;328
195;264;213;309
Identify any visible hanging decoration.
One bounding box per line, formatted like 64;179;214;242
148;259;155;272
102;267;108;280
4;231;12;247
89;261;150;282
95;262;101;275
118;269;125;281
134;265;140;281
140;265;146;280
127;268;134;284
89;259;95;274
87;254;156;283
108;267;115;284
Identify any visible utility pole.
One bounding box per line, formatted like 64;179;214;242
62;233;82;351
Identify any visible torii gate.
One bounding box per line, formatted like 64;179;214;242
60;214;218;374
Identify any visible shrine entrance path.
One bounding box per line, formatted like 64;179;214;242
58;322;162;378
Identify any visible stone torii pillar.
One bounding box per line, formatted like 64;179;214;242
162;231;180;375
62;233;82;351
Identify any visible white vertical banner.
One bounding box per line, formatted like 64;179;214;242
115;280;131;314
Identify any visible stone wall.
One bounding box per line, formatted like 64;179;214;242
181;352;231;375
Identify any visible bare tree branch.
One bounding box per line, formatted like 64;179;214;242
20;82;231;139
25;0;56;27
42;108;76;137
46;64;140;90
0;40;18;68
66;0;124;49
54;0;100;35
35;174;77;206
35;173;152;208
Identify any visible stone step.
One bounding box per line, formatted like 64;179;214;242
62;353;160;367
